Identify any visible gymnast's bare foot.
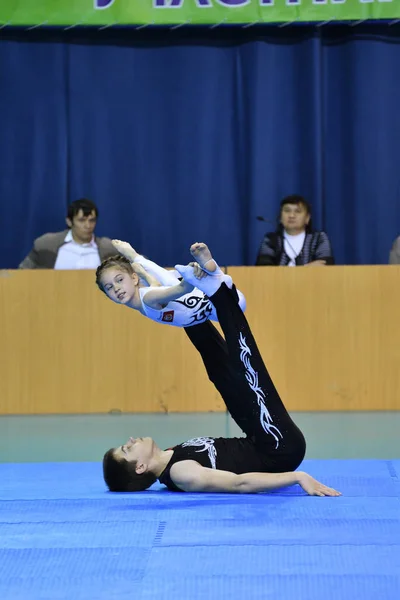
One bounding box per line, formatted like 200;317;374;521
190;243;219;274
112;240;138;262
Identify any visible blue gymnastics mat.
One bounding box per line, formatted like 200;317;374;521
1;459;400;600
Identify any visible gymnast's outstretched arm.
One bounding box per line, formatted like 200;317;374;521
112;239;180;286
169;461;341;496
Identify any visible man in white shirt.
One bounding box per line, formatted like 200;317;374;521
19;199;117;270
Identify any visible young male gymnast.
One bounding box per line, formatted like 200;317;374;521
102;243;340;497
95;240;246;328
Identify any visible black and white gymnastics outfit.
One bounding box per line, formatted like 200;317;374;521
134;254;246;328
159;280;306;491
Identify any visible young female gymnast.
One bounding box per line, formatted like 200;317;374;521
102;243;341;497
95;240;246;328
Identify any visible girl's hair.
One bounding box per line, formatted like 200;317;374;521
95;255;133;291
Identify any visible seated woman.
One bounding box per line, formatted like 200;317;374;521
256;195;334;267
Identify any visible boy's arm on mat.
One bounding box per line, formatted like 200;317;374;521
170;461;341;496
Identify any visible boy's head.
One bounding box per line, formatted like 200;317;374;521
103;437;158;492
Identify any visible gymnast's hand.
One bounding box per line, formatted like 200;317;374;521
191;262;208;280
298;472;341;497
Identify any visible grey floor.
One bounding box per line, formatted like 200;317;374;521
1;411;399;463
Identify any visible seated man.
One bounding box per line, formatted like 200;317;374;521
256;194;334;267
103;244;340;497
19;198;116;269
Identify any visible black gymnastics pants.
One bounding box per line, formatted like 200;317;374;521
184;283;306;472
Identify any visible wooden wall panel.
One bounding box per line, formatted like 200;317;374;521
228;266;400;411
0;267;399;414
0;270;223;414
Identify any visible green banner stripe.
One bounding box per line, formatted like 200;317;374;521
0;1;399;26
